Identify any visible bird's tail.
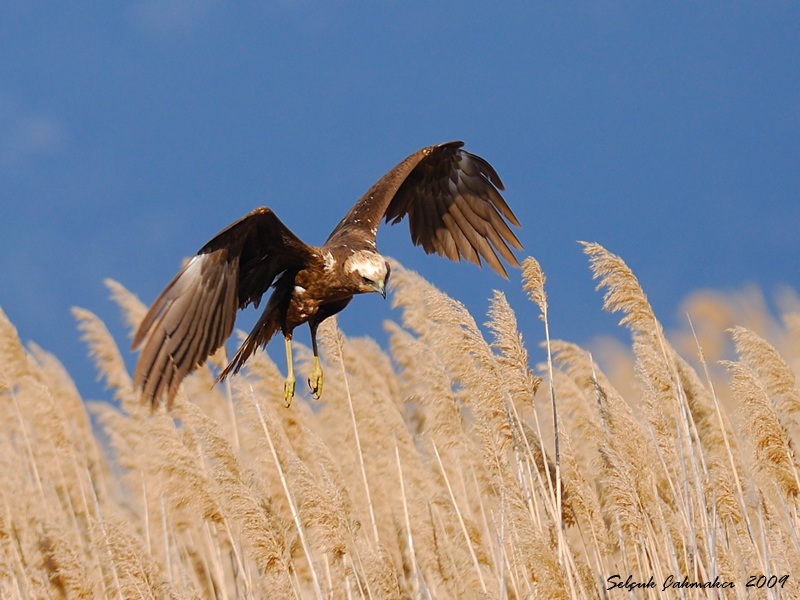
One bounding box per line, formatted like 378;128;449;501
216;303;282;383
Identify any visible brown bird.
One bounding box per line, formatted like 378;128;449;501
132;141;521;408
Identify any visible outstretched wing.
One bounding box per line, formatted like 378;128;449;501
132;207;313;408
325;141;522;277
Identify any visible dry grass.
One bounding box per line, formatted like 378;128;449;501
1;243;799;598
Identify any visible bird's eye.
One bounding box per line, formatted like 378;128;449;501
362;276;373;285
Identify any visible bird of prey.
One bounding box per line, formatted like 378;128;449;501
132;141;521;408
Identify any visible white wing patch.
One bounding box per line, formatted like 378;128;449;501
324;251;335;271
173;255;204;294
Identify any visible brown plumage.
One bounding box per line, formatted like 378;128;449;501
133;141;522;407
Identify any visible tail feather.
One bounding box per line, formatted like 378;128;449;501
216;305;282;383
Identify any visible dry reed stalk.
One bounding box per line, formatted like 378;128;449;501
431;441;488;595
730;326;800;439
631;341;684;500
6;239;800;598
385;319;499;596
581;242;663;344
23;377;114;582
550;341;651;477
582;243;683;448
0;385;88;597
385;320;468;453
8;381;114;597
549;340;617;404
182;363;242;450
231;336;317;460
414;278;567;591
387;267;500;591
676;291;739;362
346;335;428;578
315;329;412;598
389;263;509;450
487;289;541;407
545;352;606;480
727;360;800;500
89;513;179;599
547;374;595;470
487;290;562;525
0;307;34;389
317;322;426;589
250;393;324;599
581;243;702;492
345;336;403;408
395;264;508;461
674;348;747;531
582;243;731;577
289;423;356;561
682;318;763;584
519;257;567;572
556;420;608;549
393;434;427;598
27;344;108;486
176;400;292;582
72;307;136;407
316;318;381;551
40;521;96;599
93;402;217;539
104;278;148;334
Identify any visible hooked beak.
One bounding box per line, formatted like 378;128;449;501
373;280;386;299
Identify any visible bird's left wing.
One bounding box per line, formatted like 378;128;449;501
132;207;314;408
324;141;521;277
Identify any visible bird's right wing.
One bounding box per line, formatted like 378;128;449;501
325;141;521;277
132;207;314;408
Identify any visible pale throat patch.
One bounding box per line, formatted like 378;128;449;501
344;250;388;282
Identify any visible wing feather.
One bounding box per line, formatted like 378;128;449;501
449;199;507;275
442;210;480;265
432;192;460;261
133;207;313;408
460;191;521;263
437;213;460;262
445;199;485;266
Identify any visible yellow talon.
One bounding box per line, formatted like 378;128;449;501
284;376;296;406
308;357;323;399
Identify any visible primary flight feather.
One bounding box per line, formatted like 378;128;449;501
133;141;522;407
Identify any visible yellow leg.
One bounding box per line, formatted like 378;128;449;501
307;323;323;399
284;336;296;407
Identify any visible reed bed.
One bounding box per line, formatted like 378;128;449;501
0;243;798;599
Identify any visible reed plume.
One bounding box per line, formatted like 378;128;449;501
1;246;798;598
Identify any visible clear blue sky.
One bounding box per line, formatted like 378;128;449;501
2;2;798;401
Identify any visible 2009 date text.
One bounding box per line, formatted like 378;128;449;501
746;575;789;589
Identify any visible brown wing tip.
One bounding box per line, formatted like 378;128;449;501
134;371;181;411
488;250;518;280
131;324;147;351
481;256;510;280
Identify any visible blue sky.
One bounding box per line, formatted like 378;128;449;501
2;2;799;401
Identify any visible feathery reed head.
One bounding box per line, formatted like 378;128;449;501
3;244;800;598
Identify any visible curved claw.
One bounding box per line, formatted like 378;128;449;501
308;357;323;399
284;375;296;407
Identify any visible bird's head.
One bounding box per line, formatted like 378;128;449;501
344;250;390;298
